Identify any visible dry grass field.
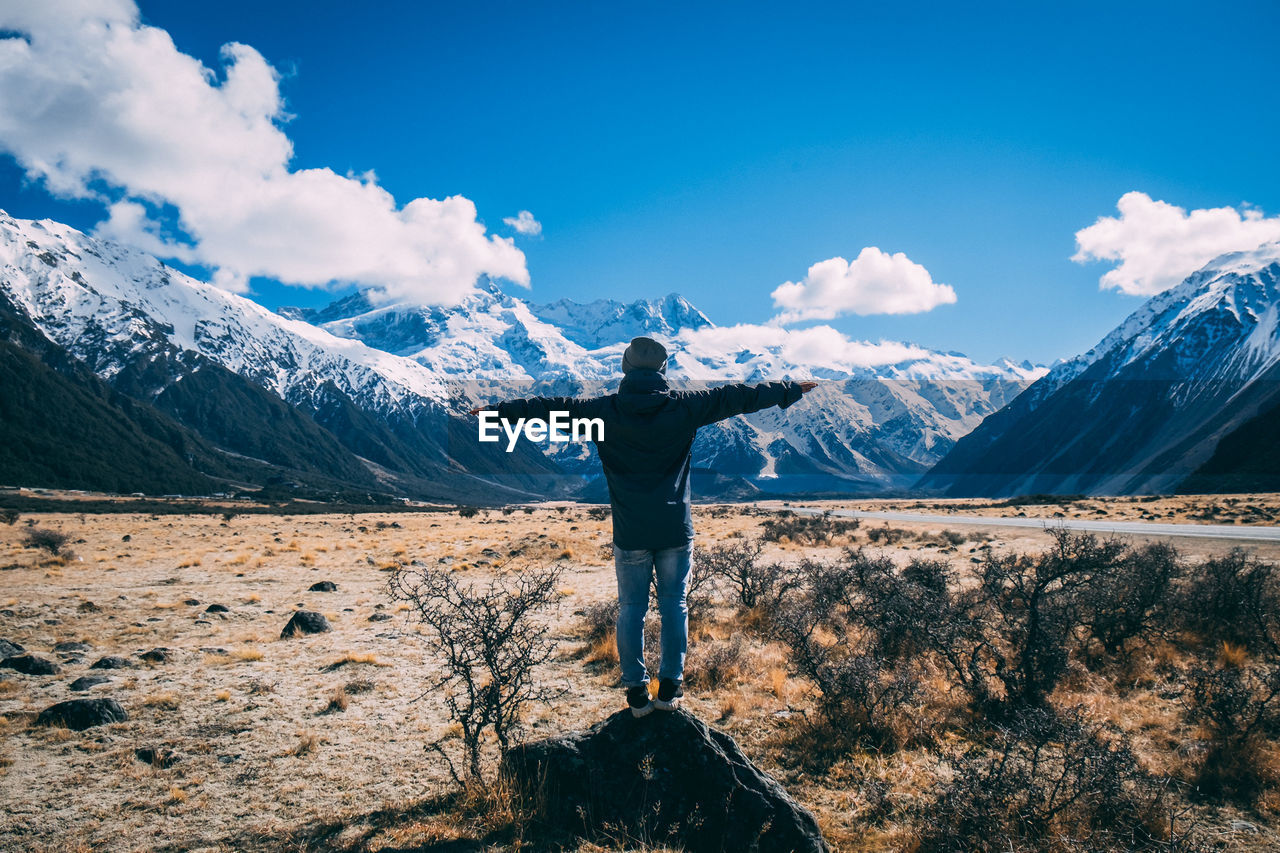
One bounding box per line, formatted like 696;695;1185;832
1;494;1279;851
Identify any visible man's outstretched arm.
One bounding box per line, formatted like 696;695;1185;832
686;380;818;427
467;395;605;421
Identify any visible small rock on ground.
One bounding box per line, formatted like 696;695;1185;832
308;581;338;592
69;675;111;691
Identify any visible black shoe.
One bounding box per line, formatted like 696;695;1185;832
654;679;683;710
627;684;653;718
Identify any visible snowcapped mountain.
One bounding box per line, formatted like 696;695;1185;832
921;243;1280;495
0;210;1043;498
292;273;1044;493
0;212;561;502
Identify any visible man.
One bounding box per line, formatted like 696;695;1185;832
471;336;816;717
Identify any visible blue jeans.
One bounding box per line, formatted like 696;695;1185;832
613;542;692;687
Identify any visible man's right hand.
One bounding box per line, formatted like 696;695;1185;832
799;381;818;393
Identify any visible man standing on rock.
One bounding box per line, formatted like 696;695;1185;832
471;336;816;717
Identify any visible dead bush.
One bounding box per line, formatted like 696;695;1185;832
1179;548;1279;658
760;510;859;544
865;524;907;545
772;598;917;751
917;707;1174;852
693;538;800;611
1182;659;1280;803
1076;541;1179;658
685;635;747;689
22;527;69;555
388;562;564;784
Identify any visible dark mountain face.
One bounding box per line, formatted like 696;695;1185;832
920;248;1280;497
1179;385;1280;493
0;293;214;494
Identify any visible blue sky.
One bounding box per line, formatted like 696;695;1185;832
2;0;1278;364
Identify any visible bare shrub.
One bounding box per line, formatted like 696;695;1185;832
1179;548;1279;657
685;635;748;689
810;551;958;663
1182;660;1280;803
865;524;908;545
457;506;480;518
774;605;916;750
586;506;609;521
0;509;18;526
760;510;859;544
771;556;921;751
967;529;1131;709
22;527;69;555
578;599;618;645
1076;541;1179;658
693;539;800;611
918;707;1173;852
388;562;565;784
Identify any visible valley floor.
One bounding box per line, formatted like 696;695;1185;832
0;496;1278;851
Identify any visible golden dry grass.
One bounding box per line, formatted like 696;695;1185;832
0;496;1277;850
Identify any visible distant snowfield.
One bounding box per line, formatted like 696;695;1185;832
802;508;1280;542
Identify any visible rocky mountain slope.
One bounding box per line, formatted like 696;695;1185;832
920;243;1280;496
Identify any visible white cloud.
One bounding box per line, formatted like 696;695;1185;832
0;1;527;303
503;210;542;236
770;247;957;324
1073;192;1280;296
677;323;932;372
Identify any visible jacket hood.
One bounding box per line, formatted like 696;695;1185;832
617;368;671;414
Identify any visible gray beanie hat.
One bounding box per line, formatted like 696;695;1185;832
622;336;668;374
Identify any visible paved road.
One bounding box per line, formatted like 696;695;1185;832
795;508;1280;543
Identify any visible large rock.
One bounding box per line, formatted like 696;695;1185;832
2;654;59;675
36;698;128;730
501;709;830;853
0;639;25;658
281;610;330;638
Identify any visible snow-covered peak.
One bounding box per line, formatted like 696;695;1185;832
529;292;713;349
0;211;451;407
1038;241;1280;392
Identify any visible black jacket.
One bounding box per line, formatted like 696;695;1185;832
496;370;805;549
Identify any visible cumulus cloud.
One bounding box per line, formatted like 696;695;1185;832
770;247;957;324
0;1;527;302
503;210;542;236
1073;192;1280;296
677;323;933;374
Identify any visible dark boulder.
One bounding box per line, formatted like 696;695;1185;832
140;648;172;663
308;581;338;592
36;698;128;730
368;612;393;622
2;654;59;675
90;655;131;670
70;675;111;691
0;639;24;658
205;604;230;613
501;709;830;853
281;610;330;638
53;641;93;653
